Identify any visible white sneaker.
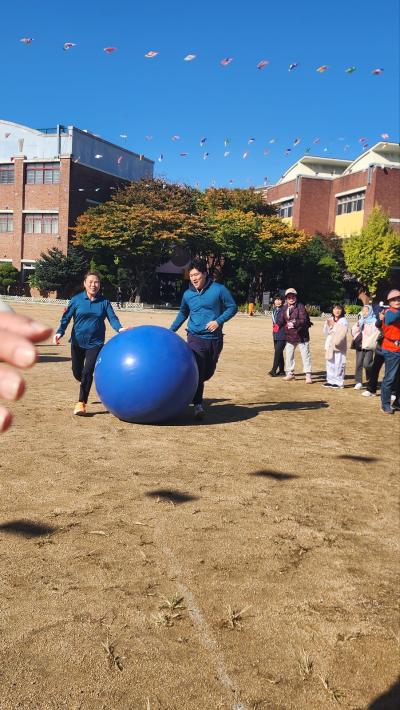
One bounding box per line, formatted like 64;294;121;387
390;394;396;403
194;404;204;421
354;383;363;390
362;390;376;397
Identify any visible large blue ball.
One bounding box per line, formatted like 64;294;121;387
94;325;199;423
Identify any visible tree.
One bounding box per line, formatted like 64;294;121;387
0;263;19;294
74;202;208;302
30;246;88;296
343;206;400;295
113;177;203;215
285;235;345;308
202;187;275;216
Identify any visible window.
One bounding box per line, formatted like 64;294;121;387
26;162;60;184
336;191;365;215
25;213;59;234
0;165;14;184
0;213;13;232
277;199;294;218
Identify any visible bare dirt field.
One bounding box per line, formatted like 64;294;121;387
0;303;399;710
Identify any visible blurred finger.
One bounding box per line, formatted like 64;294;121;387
0;329;38;368
0;406;12;433
0;365;25;400
0;313;52;343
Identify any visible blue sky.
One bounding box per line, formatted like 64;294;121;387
1;0;399;188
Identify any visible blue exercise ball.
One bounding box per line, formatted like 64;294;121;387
94;325;199;423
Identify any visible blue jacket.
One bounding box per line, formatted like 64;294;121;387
56;291;122;348
170;277;238;339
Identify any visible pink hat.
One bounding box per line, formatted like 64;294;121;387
387;289;400;301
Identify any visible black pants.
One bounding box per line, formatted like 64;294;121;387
271;340;285;374
187;333;224;405
71;342;103;403
366;350;385;393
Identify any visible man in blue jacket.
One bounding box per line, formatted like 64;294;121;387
170;259;238;420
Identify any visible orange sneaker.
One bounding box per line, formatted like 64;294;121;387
73;402;86;416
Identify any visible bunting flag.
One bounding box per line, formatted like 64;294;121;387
145;51;159;58
345;66;357;73
184;54;196;61
63;42;76;51
104;47;117;54
371;68;384;74
257;60;269;70
20;37;33;44
316;65;328;72
288;62;299;71
220;57;233;66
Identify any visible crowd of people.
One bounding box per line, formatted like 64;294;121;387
0;270;399;432
267;287;400;413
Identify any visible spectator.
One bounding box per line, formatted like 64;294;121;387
277;288;313;384
268;295;286;376
351;305;380;390
379;289;400;414
322;304;348;388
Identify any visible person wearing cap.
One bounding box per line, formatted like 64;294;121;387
276;288;313;383
378;288;400;414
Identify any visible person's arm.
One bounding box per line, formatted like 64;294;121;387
170;295;190;332
384;309;400;325
215;286;238;326
105;301;123;332
0;312;52;432
53;299;76;344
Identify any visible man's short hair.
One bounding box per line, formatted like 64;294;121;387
189;258;208;274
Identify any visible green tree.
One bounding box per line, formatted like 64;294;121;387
284;235;345;308
0;263;19;294
202;187;275;216
75;202;208;302
30;246;88;296
343;206;400;295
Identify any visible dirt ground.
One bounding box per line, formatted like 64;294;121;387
0;303;398;710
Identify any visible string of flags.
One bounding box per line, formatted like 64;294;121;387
17;39;386;75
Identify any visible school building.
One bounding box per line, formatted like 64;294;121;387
0;120;154;280
261;142;400;237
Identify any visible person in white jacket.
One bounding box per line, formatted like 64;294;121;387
323;304;349;388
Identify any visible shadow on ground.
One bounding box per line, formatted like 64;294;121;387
38;355;71;363
338;454;380;463
0;519;57;537
145;489;199;504
160;398;329;426
250;470;298;481
369;679;400;709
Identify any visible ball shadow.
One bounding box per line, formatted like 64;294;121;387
145;489;199;504
0;519;57;538
250;470;298;481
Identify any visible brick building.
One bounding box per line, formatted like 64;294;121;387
0;120;154;280
261;142;400;237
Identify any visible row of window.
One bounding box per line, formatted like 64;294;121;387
275;193;366;220
277;200;294;218
0;163;60;185
336;191;365;215
0;213;59;234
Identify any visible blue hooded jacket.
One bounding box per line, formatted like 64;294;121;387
170;277;238;339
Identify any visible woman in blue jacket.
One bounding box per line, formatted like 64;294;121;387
54;271;125;415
